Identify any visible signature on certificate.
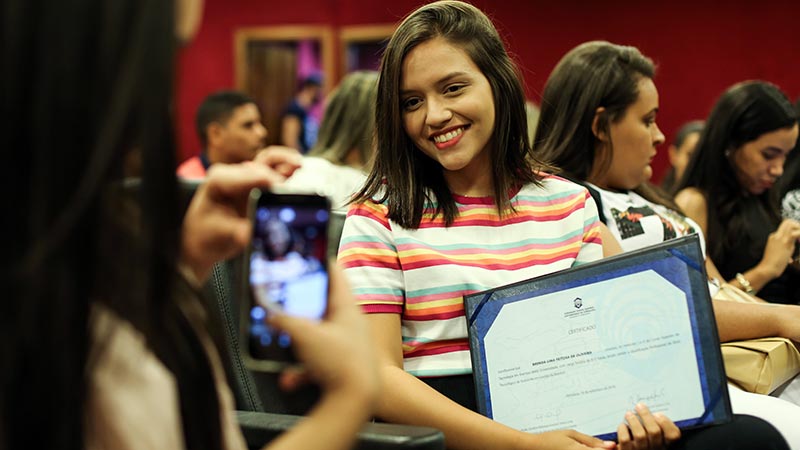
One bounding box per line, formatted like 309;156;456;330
629;387;667;406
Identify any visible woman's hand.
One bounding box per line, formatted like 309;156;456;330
530;429;616;450
758;218;800;279
269;263;380;404
616;404;680;450
181;151;302;282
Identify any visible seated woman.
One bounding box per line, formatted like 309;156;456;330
284;70;379;212
533;40;800;445
673;82;800;305
339;2;789;449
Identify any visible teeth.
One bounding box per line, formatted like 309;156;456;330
434;127;463;143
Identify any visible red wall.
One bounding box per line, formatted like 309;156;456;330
176;0;800;182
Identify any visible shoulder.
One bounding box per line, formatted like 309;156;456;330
674;187;707;211
526;175;598;214
284;100;305;116
517;176;600;224
86;304;185;449
345;195;392;230
285;157;333;185
532;174;594;199
674;187;708;228
176;156;205;179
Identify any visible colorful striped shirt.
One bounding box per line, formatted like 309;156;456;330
338;176;603;377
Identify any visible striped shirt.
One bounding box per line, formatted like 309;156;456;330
338;176;603;377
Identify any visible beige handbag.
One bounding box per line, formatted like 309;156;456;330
714;283;800;394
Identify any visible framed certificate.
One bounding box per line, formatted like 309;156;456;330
464;234;731;440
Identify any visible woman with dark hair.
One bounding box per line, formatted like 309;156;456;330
534;40;800;446
339;2;785;449
1;0;378;449
342;3;618;449
674;82;800;305
661;121;705;194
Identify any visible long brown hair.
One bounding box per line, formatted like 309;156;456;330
308;70;379;169
3;1;224;449
353;0;549;228
534;40;680;212
675;81;797;263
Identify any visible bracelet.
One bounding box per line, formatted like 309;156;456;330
735;272;754;294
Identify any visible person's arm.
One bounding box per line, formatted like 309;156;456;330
180;152;302;282
575;189;611;263
703;257;726;288
366;313;615;450
264;264;379;450
179;158;378;450
599;223;623;258
598;211;800;343
674;188;708;235
181;162;290;282
722;218;800;294
281;115;302;150
676;188;800;294
713;299;800;343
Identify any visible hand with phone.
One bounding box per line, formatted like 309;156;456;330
181;156;301;283
242;190;379;449
269;263;379;394
180;158;379;450
257;263;380;450
244;189;332;369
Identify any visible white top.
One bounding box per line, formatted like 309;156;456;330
283;156;367;213
588;183;706;256
782;188;800;222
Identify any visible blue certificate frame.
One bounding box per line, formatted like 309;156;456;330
464;234;731;440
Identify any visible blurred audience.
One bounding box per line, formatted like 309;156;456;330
283;70;378;212
281;74;323;153
178;90;268;179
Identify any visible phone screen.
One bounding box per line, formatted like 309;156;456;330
246;191;330;364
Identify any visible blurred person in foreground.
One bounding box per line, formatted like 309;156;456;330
1;0;378;449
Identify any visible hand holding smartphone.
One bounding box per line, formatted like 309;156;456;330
242;188;331;371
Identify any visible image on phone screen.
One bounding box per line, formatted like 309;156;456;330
247;193;329;363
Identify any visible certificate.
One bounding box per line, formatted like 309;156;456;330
464;235;731;440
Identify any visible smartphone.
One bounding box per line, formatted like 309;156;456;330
242;188;331;371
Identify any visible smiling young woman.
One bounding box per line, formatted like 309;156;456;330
339;4;787;450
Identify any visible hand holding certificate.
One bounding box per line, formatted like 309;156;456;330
465;235;731;441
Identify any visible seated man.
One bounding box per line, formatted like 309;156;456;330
178;90;268;179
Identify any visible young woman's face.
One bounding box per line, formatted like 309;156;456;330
594;77;665;190
730;124;798;195
400;37;495;186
